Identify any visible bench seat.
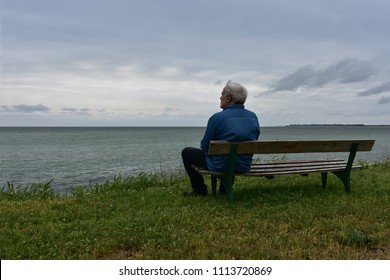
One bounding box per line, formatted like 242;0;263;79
194;159;362;177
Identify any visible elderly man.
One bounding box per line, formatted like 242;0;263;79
182;81;260;196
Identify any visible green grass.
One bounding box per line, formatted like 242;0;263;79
1;162;389;260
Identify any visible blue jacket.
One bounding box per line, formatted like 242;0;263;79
200;104;260;172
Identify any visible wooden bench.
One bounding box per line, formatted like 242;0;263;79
192;140;375;202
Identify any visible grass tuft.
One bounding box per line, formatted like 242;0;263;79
1;179;56;200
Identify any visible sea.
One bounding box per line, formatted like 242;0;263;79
1;126;389;194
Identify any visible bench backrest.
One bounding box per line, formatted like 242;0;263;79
208;140;375;155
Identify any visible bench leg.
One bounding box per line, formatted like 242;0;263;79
211;175;217;196
322;171;351;193
227;177;233;202
333;171;351;193
218;176;234;202
321;172;328;190
332;141;358;193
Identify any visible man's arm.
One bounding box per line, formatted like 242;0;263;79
200;115;217;152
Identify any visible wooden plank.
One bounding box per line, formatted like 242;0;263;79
252;159;346;165
251;162;346;170
249;165;348;173
250;159;346;168
249;164;350;172
192;161;362;177
244;167;347;176
208;140;375;155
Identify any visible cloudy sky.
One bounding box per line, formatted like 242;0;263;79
1;0;390;126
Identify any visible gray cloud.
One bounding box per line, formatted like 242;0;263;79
61;107;90;115
0;106;12;112
62;108;79;113
264;58;376;94
378;96;390;104
1;104;50;113
268;65;316;92
357;81;390;96
61;107;104;115
164;106;180;112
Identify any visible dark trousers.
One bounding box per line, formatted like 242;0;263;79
181;147;208;194
181;147;233;194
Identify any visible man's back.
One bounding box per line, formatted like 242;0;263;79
201;104;260;172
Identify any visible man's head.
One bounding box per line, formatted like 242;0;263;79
220;81;248;109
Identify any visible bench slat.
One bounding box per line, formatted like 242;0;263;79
250;159;346;168
251;158;346;165
250;165;348;173
192;160;362;177
208;140;375;155
248;165;361;174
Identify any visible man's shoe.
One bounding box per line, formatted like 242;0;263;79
183;191;207;197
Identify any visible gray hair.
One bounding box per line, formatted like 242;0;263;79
222;81;248;104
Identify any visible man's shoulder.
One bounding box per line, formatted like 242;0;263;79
210;106;257;118
243;108;258;118
209;110;225;119
228;106;258;118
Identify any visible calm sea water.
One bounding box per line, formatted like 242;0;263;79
1;126;389;193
